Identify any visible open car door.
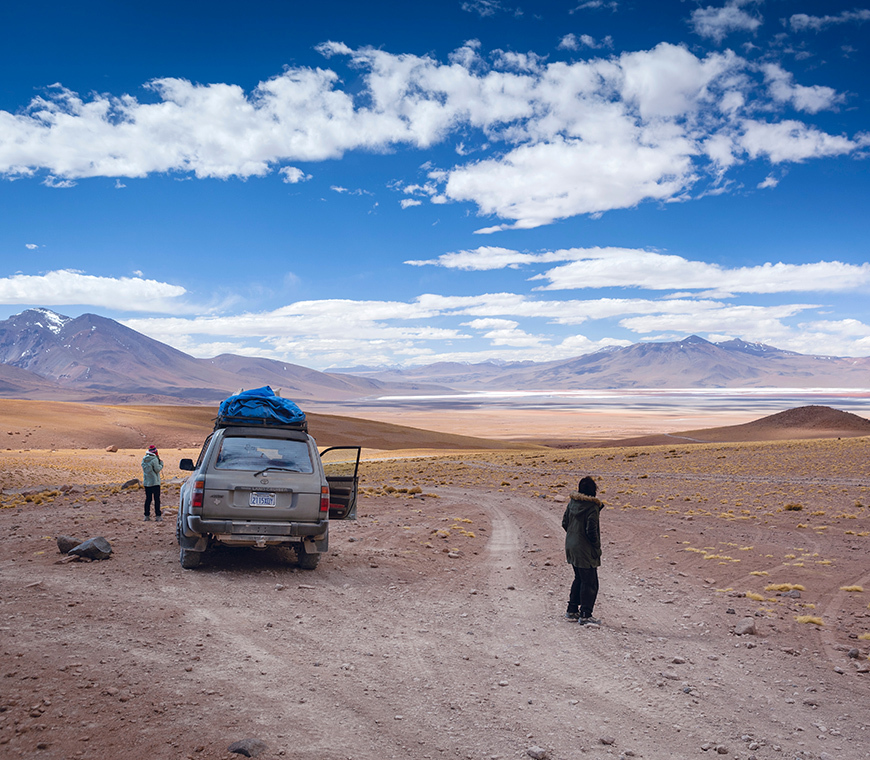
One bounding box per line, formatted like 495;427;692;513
320;446;361;520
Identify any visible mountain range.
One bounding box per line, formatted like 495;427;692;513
1;308;869;404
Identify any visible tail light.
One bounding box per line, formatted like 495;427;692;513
319;485;329;515
191;478;205;511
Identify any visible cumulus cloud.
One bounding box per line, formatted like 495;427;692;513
280;166;311;183
762;63;842;113
690;0;763;43
0;270;187;312
25;243;38;250
0;41;859;229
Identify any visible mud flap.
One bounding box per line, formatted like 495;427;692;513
177;529;209;552
302;533;328;554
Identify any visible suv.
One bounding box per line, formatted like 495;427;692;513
176;424;360;570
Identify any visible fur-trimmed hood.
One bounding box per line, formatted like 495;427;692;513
569;492;602;506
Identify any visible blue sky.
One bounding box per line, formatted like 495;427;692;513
1;0;869;369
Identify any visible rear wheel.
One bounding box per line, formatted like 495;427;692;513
296;544;320;570
180;548;203;569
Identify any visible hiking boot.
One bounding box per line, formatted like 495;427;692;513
564;612;580;621
143;515;151;521
155;515;163;522
579;616;601;625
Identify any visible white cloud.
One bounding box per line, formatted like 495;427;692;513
690;0;763;43
25;243;38;250
406;246;549;270
0;42;858;230
0;270;187;312
739;119;856;163
400;198;422;209
280;166;311;183
559;33;613;51
762;63;842;113
104;285;870;367
531;247;870;294
788;9;870;32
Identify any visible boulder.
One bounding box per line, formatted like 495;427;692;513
56;535;82;554
735;618;757;636
105;445;118;452
228;739;268;757
121;479;140;489
68;536;113;560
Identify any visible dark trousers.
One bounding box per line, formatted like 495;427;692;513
567;565;599;617
144;485;161;517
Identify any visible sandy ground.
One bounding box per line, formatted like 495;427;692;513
2;430;870;760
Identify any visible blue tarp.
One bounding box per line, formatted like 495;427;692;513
217;386;306;426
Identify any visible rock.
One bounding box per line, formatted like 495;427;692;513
120;479;140;489
725;608;736;615
600;736;616;745
526;747;548;760
715;746;729;755
734;618;756;636
56;535;82;554
228;738;268;757
848;648;860;659
105;445;118;452
671;656;686;664
447;552;460;559
68;536;113;560
782;589;801;598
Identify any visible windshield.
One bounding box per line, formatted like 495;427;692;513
214;437;314;473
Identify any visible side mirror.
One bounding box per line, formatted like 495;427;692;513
179;458;195;471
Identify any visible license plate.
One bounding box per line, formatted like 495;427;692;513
249;492;276;507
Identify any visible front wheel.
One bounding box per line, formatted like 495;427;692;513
296;544;320;570
180;548;203;569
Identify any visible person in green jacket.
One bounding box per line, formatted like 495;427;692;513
141;444;164;522
562;476;603;624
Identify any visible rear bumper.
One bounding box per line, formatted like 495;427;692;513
188;516;327;541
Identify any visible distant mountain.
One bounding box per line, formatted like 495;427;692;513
350;335;870;390
2;310;870;403
0;309;445;403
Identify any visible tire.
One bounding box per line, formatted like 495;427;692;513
296;544;320;570
180;548;203;569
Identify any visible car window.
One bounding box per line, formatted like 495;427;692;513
214;437;314;473
194;434;213;469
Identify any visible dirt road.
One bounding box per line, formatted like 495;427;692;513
2;441;870;760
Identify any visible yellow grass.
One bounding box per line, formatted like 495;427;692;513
745;591;765;601
795;616;824;625
840;585;864;592
765;583;805;592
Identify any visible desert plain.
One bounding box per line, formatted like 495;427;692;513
1;399;869;760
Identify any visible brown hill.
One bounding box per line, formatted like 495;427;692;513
0;400;539;452
596;405;870;448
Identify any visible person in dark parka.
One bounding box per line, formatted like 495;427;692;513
562;476;603;624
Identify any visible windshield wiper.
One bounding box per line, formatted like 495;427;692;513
253;466;300;477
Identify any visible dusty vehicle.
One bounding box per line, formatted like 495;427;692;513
175;389;359;570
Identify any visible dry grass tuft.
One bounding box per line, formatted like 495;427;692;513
765;583;805;592
795;616;824;625
840;585;864;592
